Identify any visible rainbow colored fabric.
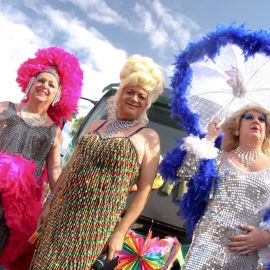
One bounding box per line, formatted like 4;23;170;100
116;230;183;270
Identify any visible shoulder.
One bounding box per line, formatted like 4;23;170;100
136;127;160;146
55;126;63;137
0;101;12;112
53;126;63;145
140;127;159;138
86;119;106;132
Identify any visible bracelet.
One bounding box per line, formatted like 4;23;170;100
47;193;56;201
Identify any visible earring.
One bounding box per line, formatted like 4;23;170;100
52;88;61;106
234;130;239;136
25;77;35;96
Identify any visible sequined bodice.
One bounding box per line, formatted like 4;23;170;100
0;102;56;176
184;158;270;270
208;159;270;228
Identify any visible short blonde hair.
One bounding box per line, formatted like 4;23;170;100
107;54;165;124
221;104;270;156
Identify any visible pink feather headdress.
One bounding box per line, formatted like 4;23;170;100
16;46;83;127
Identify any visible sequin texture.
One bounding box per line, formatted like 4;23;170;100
30;131;140;269
183;158;270;270
0;102;56;176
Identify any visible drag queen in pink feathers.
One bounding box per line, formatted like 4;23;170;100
0;47;83;269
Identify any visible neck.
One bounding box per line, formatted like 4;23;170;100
238;138;262;151
24;101;49;116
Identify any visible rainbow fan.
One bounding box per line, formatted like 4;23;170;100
115;230;183;270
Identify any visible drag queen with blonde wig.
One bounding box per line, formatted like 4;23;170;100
30;54;165;269
0;47;83;269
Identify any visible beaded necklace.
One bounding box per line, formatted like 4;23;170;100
103;119;136;139
21;105;48;127
235;146;263;167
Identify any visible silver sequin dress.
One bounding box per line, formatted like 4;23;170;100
182;155;270;270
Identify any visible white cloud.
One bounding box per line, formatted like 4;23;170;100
59;0;130;26
37;6;127;101
133;3;170;50
152;0;199;48
134;0;200;51
0;9;45;102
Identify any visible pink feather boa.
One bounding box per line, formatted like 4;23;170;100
0;152;44;269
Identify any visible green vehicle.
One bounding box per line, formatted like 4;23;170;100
62;83;190;269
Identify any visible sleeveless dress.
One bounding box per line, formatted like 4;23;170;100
30;126;142;269
0;102;56;268
182;157;270;270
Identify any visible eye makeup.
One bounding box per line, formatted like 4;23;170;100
241;113;266;123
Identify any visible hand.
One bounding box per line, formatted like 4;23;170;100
228;224;270;255
37;200;51;228
105;231;125;261
206;119;222;142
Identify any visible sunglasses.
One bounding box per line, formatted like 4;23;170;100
241;113;266;123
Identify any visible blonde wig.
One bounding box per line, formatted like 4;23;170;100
107;54;165;124
221;104;270;156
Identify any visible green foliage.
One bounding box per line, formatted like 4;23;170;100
70;116;85;137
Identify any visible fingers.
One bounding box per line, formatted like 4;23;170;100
240;224;256;232
229;245;251;255
229;234;247;241
107;247;119;261
228;243;254;255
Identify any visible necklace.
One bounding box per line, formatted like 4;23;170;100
21;106;48;127
235;146;263;167
103;119;136;139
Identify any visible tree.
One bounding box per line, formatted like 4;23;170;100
70;116;85;137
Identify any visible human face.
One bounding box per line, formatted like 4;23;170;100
239;110;267;142
29;72;59;104
117;86;148;120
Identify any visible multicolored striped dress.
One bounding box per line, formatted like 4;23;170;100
30;126;142;269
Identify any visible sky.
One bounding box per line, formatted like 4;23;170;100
1;0;270;150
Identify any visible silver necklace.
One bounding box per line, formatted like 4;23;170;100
103;119;136;139
235;146;263;167
21;106;48;127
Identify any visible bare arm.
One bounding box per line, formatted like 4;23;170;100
37;148;78;227
46;127;63;190
106;128;160;260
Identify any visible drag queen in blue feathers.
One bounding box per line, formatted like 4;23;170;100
159;25;270;270
174;105;270;269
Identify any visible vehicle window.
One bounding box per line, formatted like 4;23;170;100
147;104;185;153
61;94;111;167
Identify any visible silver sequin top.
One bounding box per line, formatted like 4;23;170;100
181;154;270;270
0;102;57;176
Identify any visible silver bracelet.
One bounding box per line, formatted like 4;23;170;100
47;193;56;201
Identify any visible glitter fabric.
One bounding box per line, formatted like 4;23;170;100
182;155;270;270
30;130;141;269
176;153;200;180
0;102;57;267
0;102;56;176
